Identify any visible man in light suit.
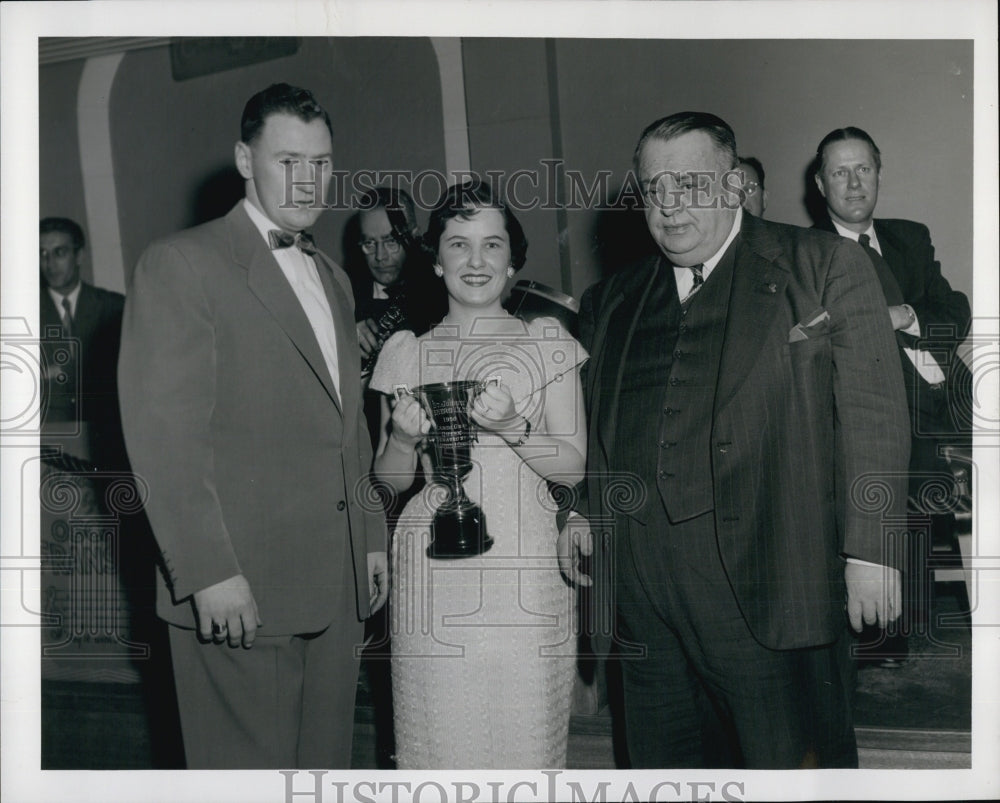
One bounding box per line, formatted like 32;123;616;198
814;126;973;665
119;83;388;769
560;112;910;768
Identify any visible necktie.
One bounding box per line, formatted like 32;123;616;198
268;229;318;256
61;296;74;336
682;263;705;305
858;234;904;306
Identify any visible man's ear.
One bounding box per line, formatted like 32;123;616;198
762;189;770;213
234;141;253;180
813;171;826;199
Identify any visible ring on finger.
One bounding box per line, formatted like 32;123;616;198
212;622;228;636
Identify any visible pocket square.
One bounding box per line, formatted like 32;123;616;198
788;308;830;342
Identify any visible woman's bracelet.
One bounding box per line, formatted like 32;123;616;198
508;416;531;447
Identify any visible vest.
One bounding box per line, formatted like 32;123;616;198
614;240;739;524
658;240;738;521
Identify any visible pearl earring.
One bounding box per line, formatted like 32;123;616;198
506;266;515;278
434;265;444;277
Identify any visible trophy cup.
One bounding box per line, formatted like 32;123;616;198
394;377;499;558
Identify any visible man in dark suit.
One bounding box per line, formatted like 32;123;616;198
350;186;447;443
40;217;125;465
560;112;910;768
814;126;973;664
118;83;388;769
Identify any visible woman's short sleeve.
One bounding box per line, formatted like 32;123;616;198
369;330;420;395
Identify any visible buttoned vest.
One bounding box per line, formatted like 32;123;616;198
616;239;739;524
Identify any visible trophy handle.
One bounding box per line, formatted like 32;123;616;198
393;383;412;401
476;375;503;395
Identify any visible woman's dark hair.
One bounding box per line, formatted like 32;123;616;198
423;179;528;272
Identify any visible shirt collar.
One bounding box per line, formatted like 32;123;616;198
243;198;285;244
830;218;875;243
706;206;742;272
671;206;742;283
830;218;880;254
48;282;82;314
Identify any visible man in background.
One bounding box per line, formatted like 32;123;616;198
352;186;446;383
40;216;125;467
119;83;387;769
814;125;973;666
737;156;767;218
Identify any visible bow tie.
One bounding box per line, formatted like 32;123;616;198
268;229;317;256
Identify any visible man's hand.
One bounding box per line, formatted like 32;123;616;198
192;574;261;648
357;319;380;357
888;304;915;331
557;516;593;587
845;561;901;632
368;551;389;615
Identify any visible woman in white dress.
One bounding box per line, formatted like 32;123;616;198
369;181;588;769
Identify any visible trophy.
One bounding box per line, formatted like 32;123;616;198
394;377;500;558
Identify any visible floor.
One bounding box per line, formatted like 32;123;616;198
40;582;971;771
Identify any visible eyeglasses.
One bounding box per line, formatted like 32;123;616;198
742;182;761;197
359;238;402;255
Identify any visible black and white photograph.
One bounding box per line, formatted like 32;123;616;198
2;1;998;801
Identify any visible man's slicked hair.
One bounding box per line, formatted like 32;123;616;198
356;186;419;232
240;83;333;145
633;111;739;174
40;217;85;251
816;126;882;172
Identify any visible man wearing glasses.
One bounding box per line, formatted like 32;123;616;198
352;186;447;379
737;156;767;218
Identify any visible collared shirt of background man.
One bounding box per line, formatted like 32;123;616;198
561;111;910;768
118;83;388;769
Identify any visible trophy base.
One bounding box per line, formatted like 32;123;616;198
428;505;494;559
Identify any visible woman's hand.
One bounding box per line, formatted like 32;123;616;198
389;394;430;448
470;381;519;434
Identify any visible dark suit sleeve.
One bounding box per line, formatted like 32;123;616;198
118;241;242;602
902;222;971;345
571;284;599;520
826;239;911;565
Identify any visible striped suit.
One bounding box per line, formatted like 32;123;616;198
577;212;910;767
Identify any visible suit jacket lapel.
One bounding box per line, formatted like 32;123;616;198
313;250;359;437
228;204;344;415
873;220;907;293
40;288;62;333
594;257;660;458
715;218;789;413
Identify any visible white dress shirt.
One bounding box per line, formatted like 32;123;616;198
48;283;82;322
673;207;743;300
243;199;341;401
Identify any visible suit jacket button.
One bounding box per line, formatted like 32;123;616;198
336;500;346;512
673;349;683;360
669;377;681;386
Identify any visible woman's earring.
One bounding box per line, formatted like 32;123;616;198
506;266;516;278
434;265;444;278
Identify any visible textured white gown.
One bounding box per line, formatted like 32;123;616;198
370;315;584;769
